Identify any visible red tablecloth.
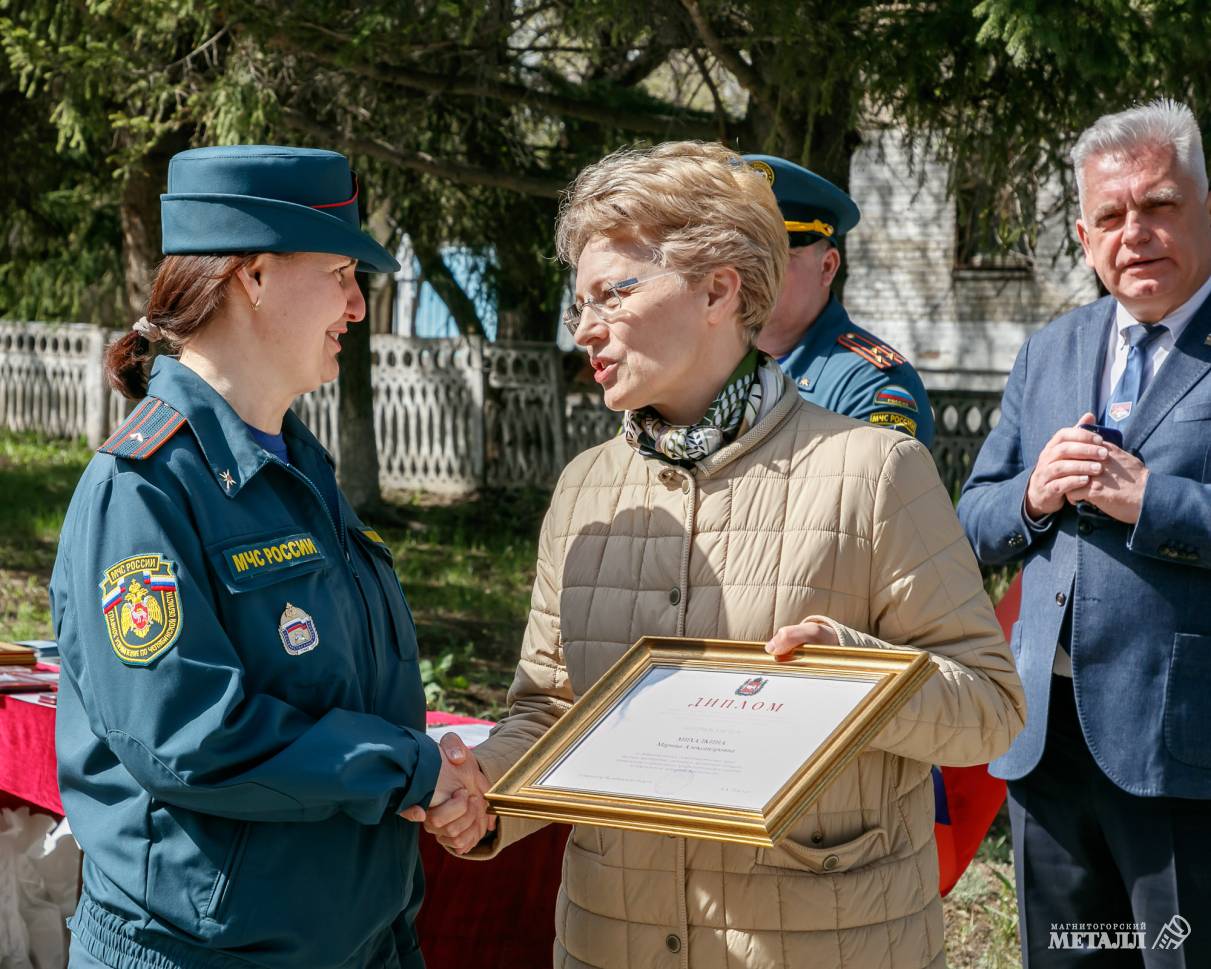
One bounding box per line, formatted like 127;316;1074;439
0;694;564;969
0;664;62;815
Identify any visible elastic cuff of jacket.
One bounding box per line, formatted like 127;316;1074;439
392;728;442;813
71;893;251;969
801;614;860;649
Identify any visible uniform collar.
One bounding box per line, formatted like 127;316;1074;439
777;296;849;391
146;355;280;497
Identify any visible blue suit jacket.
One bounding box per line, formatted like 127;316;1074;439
958;294;1211;797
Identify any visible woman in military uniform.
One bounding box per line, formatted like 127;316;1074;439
51;146;479;969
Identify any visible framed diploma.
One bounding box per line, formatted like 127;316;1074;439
486;637;934;846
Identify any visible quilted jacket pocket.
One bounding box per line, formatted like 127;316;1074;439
755;825;889;874
570;824;605;856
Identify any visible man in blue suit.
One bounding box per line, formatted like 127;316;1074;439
959;99;1211;967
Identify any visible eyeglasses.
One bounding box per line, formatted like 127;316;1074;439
561;269;680;336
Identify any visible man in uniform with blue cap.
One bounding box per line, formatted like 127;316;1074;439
745;154;934;446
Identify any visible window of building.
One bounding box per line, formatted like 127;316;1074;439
954;180;1036;273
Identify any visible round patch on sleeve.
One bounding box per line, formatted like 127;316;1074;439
872;385;919;412
99;554;183;665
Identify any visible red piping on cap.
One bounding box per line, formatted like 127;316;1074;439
312;173;359;210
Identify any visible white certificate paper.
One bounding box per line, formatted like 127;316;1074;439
538;665;876;811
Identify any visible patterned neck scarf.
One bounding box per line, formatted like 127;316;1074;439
623;350;784;464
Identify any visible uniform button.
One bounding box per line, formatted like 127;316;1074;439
1056;592;1067;606
681;479;691;494
665;934;681;953
810;830;824;844
1078;521;1092;536
822;854;840;871
658;469;676;484
669;588;681;605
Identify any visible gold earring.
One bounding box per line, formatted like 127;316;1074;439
253;297;262;310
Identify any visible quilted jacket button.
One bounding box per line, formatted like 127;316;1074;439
665;934;681;953
822;854;840;871
669;588;681;605
1078;520;1092;536
810;830;824;844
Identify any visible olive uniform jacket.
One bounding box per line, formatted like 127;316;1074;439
470;377;1025;969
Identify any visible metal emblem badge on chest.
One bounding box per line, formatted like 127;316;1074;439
278;602;319;655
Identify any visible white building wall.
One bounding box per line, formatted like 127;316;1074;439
844;129;1099;390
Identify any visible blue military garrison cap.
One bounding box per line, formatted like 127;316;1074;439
743;154;860;248
160;145;400;273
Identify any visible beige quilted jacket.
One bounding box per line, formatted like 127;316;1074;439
470;377;1025;969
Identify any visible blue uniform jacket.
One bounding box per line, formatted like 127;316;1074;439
778;296;934;447
51;357;441;969
957;295;1211;797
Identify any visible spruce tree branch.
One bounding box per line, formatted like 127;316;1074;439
677;0;763;102
676;0;794;147
269;34;725;139
280;109;565;198
688;47;728;142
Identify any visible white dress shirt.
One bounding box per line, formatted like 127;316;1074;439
1054;271;1211;678
1096;271;1211;419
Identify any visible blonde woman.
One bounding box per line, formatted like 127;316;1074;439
423;142;1025;969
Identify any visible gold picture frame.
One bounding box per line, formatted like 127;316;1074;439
486;636;935;847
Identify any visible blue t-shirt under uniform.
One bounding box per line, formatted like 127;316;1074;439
245;421;340;529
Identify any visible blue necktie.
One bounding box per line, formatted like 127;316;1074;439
1103;323;1167;430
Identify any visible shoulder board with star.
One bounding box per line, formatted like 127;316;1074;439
98;397;187;460
836;332;907;371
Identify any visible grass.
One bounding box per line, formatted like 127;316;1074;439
371;488;544;718
944;810;1022;969
0;433;92;640
0;431;1021;965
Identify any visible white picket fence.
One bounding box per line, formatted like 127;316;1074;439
0;321;618;493
0;320;997;496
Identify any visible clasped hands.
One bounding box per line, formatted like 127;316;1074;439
1025;412;1149;524
400;733;496;855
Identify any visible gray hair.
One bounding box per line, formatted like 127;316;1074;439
1071;98;1209;215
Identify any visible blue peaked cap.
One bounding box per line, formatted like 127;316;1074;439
160;145;400;273
742;154;860;247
